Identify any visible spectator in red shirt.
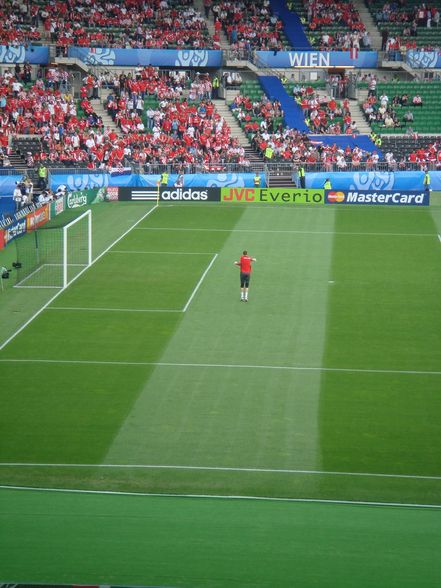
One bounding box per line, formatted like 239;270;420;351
234;250;257;302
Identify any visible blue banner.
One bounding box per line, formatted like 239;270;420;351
0;45;49;64
0;175;23;196
0;196;14;217
325;189;429;206
50;172;265;192
68;47;222;67
255;50;378;69
306;171;430;191
406;50;441;69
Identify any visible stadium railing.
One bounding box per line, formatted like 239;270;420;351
45;161;441;181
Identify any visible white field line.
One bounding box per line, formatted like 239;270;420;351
134;227;437;238
0;462;439;481
15;263;87;289
1;358;440;377
46;307;182;313
0;485;440;509
182;254;218;312
13;286;61;289
14;264;51;288
438;234;441;243
0;205;158;352
109;250;215;255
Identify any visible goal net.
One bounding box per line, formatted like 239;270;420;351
14;209;92;289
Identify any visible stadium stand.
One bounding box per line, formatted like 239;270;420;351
41;0;215;51
381;135;441;168
0;0;440;184
368;0;441;51
211;0;291;51
362;81;441;134
229;78;380;171
103;69;249;169
287;0;369;50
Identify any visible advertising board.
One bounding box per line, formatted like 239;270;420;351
50;194;65;218
118;187;221;202
325;190;430;206
26;204;50;231
221;187;325;204
4;218;27;245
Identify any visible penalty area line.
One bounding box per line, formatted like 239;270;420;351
0;485;439;509
0;205;159;352
182;253;218;312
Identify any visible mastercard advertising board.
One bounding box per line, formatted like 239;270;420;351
325;190;430;206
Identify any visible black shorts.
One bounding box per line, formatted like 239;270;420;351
240;272;250;287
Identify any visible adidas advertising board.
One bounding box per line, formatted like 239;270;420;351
118;187;221;202
325;190;430;206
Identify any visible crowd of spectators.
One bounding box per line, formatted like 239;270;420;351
37;0;213;52
0;66;117;167
0;65;248;170
301;0;367;50
362;89;425;129
291;84;357;134
407;140;441;165
104;69;248;168
377;2;441;56
229;85;373;167
375;2;440;28
230;94;284;135
0;0;41;46
250;126;377;168
211;0;287;52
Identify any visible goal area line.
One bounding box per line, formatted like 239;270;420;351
14;263;87;289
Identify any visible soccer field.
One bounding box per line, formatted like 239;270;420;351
1;201;441;586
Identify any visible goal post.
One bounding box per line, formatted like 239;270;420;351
15;209;92;289
63;209;92;288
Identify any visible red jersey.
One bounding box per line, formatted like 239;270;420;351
239;255;253;273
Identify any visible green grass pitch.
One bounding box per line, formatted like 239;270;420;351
0;201;440;587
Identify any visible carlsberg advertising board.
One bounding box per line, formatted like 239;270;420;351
65;188;114;209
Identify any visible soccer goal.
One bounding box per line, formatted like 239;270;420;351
14;209;92;289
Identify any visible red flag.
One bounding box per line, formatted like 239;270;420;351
350;47;359;60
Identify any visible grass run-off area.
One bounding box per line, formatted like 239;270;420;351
0;200;440;587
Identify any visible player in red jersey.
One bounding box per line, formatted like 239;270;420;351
234;250;256;302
